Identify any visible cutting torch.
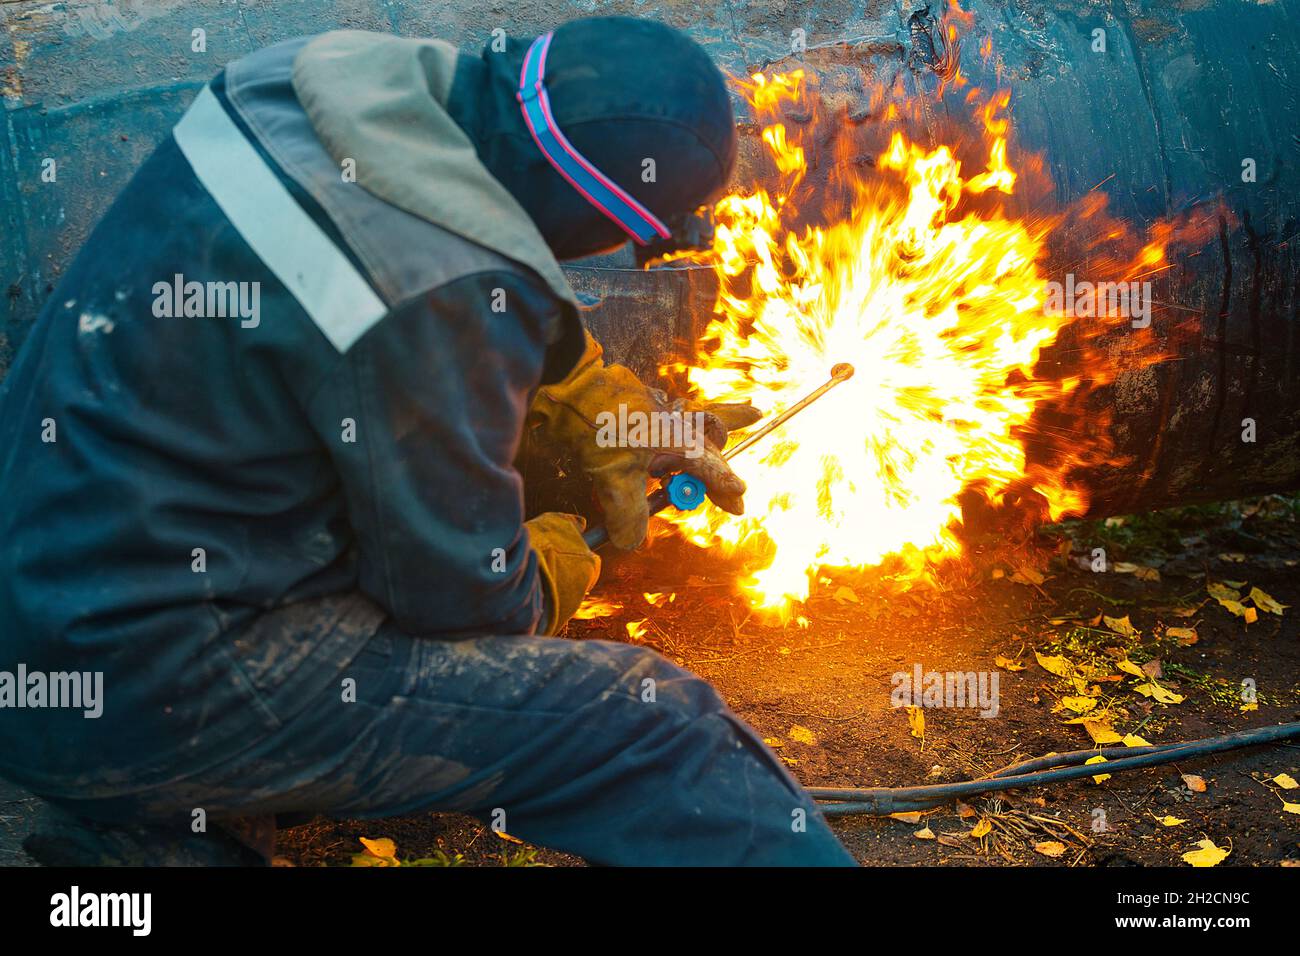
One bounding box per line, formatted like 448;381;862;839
582;362;856;549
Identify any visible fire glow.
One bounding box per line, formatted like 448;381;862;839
662;60;1184;614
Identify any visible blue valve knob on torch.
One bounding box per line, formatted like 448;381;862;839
582;362;855;550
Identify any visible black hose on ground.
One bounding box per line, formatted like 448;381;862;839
809;721;1300;816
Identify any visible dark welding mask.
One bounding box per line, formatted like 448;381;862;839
447;16;738;262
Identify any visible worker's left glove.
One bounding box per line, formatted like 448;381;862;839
529;331;760;551
526;512;601;635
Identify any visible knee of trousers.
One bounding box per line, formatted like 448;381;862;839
581;639;730;727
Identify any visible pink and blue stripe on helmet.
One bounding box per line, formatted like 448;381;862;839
516;32;671;247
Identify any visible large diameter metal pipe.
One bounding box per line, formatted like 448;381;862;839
585;0;1300;519
957;0;1300;517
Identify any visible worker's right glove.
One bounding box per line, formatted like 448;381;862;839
526;512;601;635
528;331;759;551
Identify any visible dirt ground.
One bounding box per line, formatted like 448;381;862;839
3;496;1297;868
280;495;1300;868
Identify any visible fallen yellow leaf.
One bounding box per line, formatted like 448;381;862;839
788;724;818;746
1207;581;1241;603
889;811;923;824
1134;682;1185;704
969;819;992;839
1086;754;1111;783
914;826;936;839
1182;773;1207;793
1249;586;1288;615
1158;815;1186;827
1058;696;1097;715
1080;719;1124;745
905;705;925;741
1182;839;1230;867
995;655;1027;671
1122;733;1153;747
1035;841;1067;858
1035;652;1076;679
1219;599;1258;624
359;837;397;859
1166;626;1198;646
352;836;402;867
1272;773;1298;790
1116;563;1161;581
1282;803;1300;816
1103;615;1139;638
1117;659;1147;679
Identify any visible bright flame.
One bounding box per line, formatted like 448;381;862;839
663;66;1172;614
573;597;623;620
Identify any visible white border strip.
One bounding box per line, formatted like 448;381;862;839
173;86;387;352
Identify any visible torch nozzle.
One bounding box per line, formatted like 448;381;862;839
721;362;855;462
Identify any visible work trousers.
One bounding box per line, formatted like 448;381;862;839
44;600;856;866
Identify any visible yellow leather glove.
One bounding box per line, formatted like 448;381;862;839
528;331;759;551
526;512;601;635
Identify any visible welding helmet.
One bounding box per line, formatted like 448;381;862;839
447;15;737;261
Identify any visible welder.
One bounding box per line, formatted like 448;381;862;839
0;15;854;866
